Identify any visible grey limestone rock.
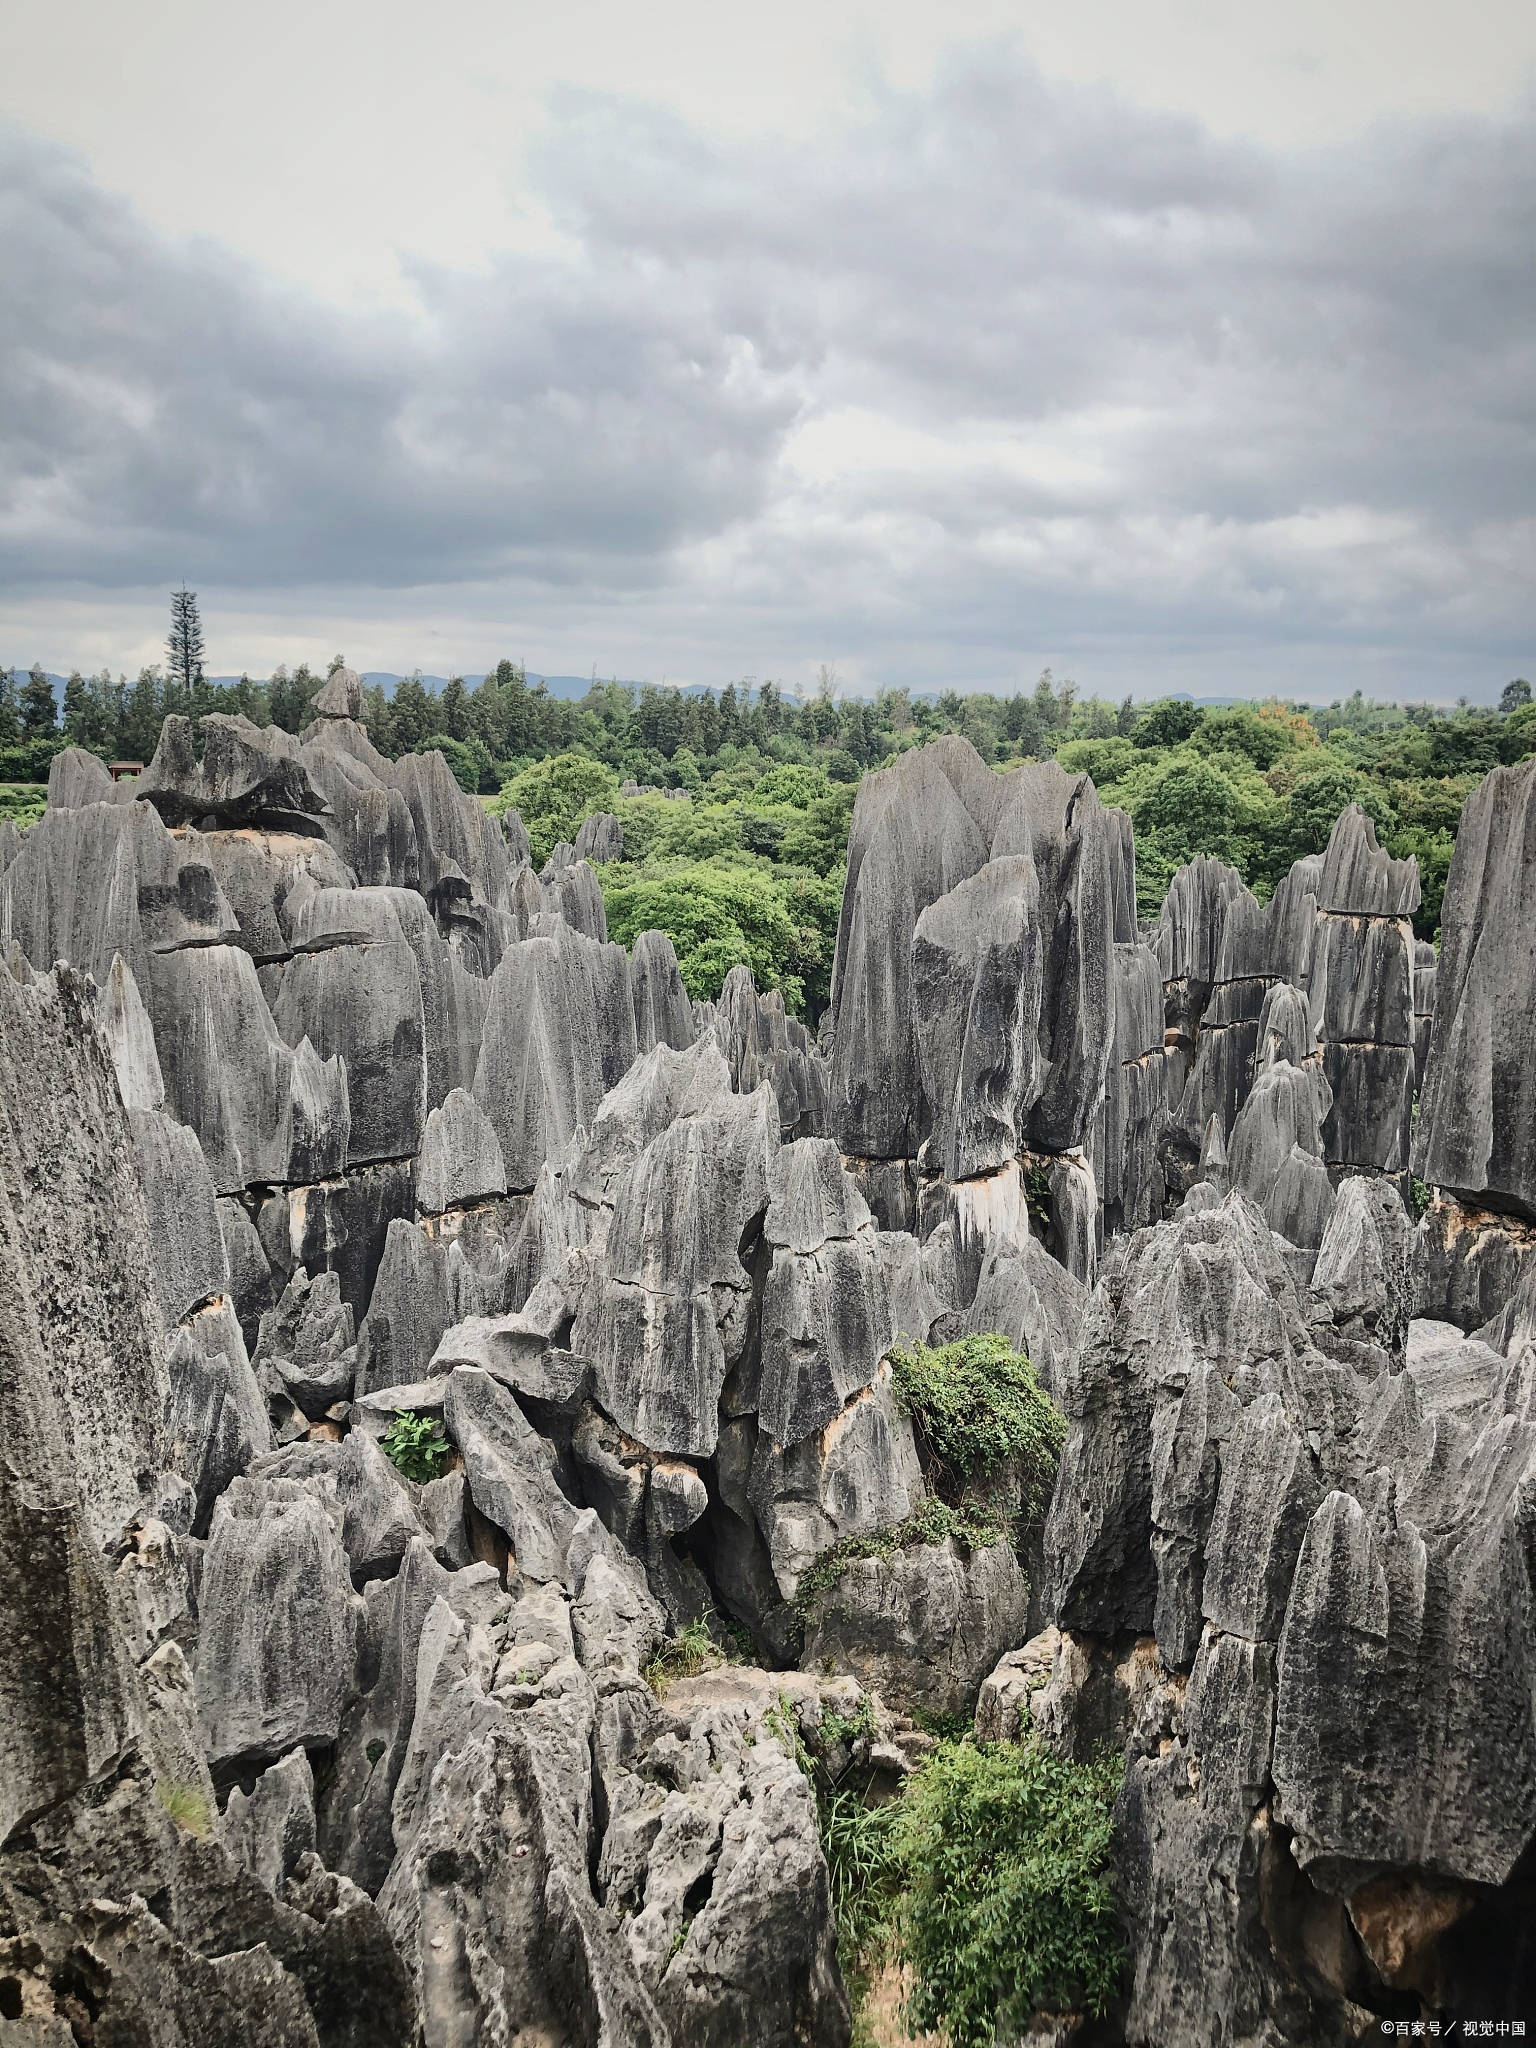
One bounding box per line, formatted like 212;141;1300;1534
541;852;609;939
139;713;333;832
501;804;533;866
756;1138;895;1447
388;747;512;913
250;1431;428;1584
632;926;698;1052
1;794;240;990
0;962;169;1550
1225;1060;1336;1272
911;854;1042;1182
168;1300;271;1533
963;1235;1086;1401
356;1207;519;1392
829;740;1114;1179
46;743;122;809
94;950;166;1110
224;1747;318;1895
1308;1172;1420;1353
1154;855;1255;1088
575;809;624;863
1415;756;1536;1219
148;942;350;1194
800;1534;1030;1720
747;1366;924;1603
309;662;365;721
204;827;354;963
273;887;427;1167
1413;935;1438;1085
254;1266;359;1418
1099;940;1169;1234
574;1084;777;1457
195;1472;361;1772
414;1085;507;1215
130;1106;230;1326
709;964;829;1140
300;724;423;894
473;921;638;1191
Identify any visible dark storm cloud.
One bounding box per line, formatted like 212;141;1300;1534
1;56;1532;681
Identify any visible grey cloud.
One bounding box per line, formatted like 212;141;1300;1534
1;57;1532;690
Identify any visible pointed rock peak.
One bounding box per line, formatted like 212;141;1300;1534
765;1136;873;1252
311;664;364;720
1256;981;1318;1072
1318;803;1421;915
95;951;165;1112
416;1088;509;1216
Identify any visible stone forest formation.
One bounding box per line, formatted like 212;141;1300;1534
5;667;1536;2046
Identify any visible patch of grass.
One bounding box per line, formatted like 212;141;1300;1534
380;1410;451;1484
819;1787;907;2016
818;1697;878;1751
156;1779;213;1838
643;1610;747;1697
889;1334;1065;1517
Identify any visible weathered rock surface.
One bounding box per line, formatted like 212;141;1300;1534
17;705;1536;2045
800;1534;1030;1719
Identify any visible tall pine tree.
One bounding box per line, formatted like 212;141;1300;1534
167;587;206;700
20;663;57;738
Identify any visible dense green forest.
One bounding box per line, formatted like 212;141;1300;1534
3;658;1532;1020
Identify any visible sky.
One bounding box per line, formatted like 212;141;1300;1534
1;0;1532;702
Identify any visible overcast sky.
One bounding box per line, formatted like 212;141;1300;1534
1;0;1532;700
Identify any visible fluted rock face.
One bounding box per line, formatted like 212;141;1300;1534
47;743;127;809
20;710;1536;2045
709;964;828;1140
828;739;1118;1296
1153;855;1251;1090
911;855;1042;1182
149;943;351;1194
756;1139;895;1446
1098;941;1169;1233
196;1474;360;1770
575;809;624;863
1416;758;1536;1219
631;928;698;1053
1;796;240;988
273;888;428;1167
1038;1178;1536;2039
415;1086;508;1214
473;922;639;1191
309;662;365;721
203;827;354;962
1;962;169;1549
575;1084;777;1457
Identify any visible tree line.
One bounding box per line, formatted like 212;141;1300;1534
4;615;1532;1013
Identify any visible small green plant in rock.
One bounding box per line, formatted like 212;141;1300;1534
380;1410;451;1483
644;1611;745;1697
156;1779;213;1838
1024;1162;1054;1235
1410;1176;1433;1222
792;1496;1006;1638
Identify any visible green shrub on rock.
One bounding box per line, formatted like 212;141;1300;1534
889;1332;1066;1518
380;1410;451;1484
892;1737;1123;2046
